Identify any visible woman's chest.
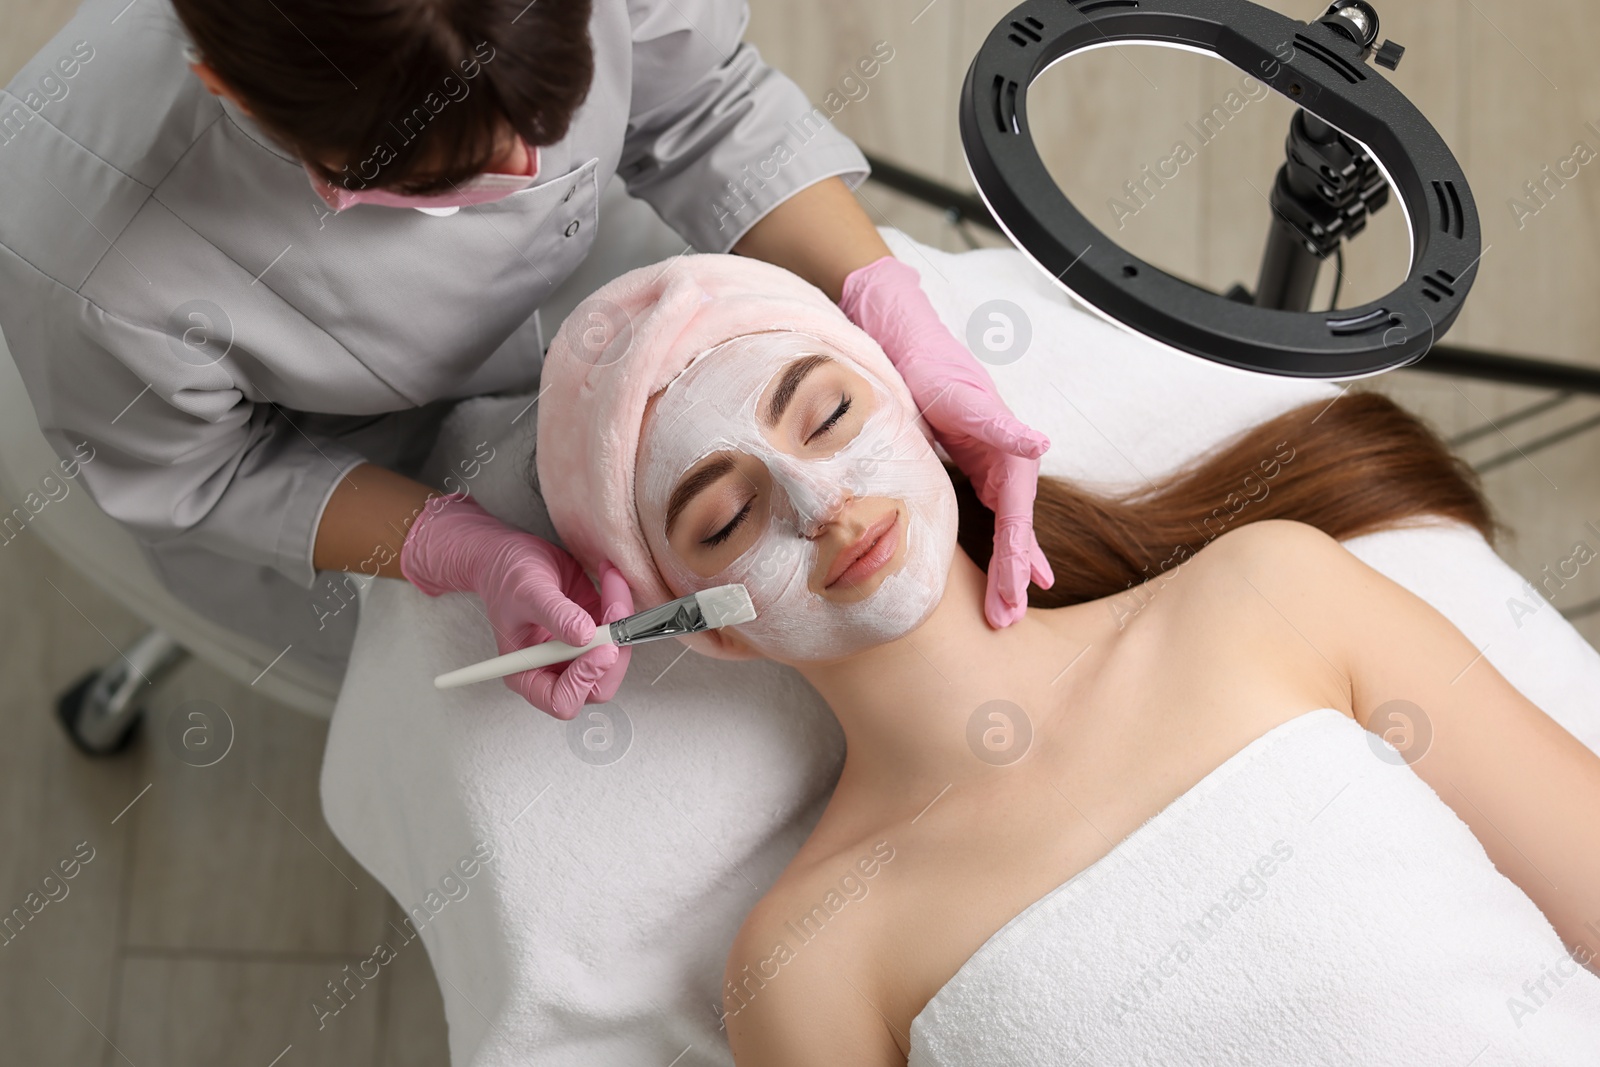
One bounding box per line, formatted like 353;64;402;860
865;592;1352;1045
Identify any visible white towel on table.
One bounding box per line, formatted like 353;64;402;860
908;708;1600;1066
318;231;1600;1066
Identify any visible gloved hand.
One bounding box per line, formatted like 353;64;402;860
400;492;633;719
839;254;1054;628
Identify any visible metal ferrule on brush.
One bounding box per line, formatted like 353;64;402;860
610;598;708;645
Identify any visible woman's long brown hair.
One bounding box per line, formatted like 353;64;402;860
949;390;1505;609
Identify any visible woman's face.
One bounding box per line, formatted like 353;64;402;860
635;332;959;663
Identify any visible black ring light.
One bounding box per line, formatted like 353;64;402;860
959;0;1481;378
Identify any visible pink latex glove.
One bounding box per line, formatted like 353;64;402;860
839;255;1054;628
400;493;633;719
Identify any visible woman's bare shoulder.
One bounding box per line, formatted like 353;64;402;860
1205;519;1384;607
1131;519;1351;628
725;836;899;990
1138;519;1360;711
722;839;904;1064
1191;517;1347;571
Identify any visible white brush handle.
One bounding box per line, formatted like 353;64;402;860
432;628;616;689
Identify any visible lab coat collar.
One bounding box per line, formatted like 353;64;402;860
216;95;301;165
217;95;550;217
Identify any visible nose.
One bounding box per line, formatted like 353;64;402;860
801;498;851;540
773;463;850;539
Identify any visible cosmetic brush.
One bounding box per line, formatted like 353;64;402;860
433;583;756;690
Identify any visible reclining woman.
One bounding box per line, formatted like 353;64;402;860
535;255;1600;1065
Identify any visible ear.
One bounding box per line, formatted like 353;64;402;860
189;60;253;116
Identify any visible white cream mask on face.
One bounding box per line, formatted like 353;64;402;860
636;332;959;663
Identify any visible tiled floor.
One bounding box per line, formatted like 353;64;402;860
0;527;452;1067
3;0;1598;1064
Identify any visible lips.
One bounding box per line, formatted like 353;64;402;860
823;511;900;590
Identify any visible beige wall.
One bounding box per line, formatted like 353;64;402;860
746;0;1600;368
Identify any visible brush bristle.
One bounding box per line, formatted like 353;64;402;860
693;583;757;629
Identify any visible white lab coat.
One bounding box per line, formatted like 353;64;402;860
0;0;867;678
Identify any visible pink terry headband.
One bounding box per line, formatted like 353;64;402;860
534;253;925;658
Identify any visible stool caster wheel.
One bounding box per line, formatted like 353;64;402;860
53;629;187;757
56;669;143;756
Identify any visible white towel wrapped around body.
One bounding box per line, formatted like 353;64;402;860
908;707;1600;1066
319;231;1600;1065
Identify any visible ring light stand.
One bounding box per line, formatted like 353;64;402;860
959;0;1481;378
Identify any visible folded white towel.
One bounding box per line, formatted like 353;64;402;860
909;708;1600;1067
319;232;1600;1066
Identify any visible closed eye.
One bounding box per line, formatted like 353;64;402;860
806;395;852;444
701;498;754;547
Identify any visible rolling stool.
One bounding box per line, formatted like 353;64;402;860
0;326;339;754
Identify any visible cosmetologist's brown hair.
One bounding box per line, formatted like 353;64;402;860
949;390;1503;609
170;0;595;194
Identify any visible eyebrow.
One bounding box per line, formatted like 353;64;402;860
762;354;831;429
665;454;737;537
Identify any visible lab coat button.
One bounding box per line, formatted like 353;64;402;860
564;220;580;237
